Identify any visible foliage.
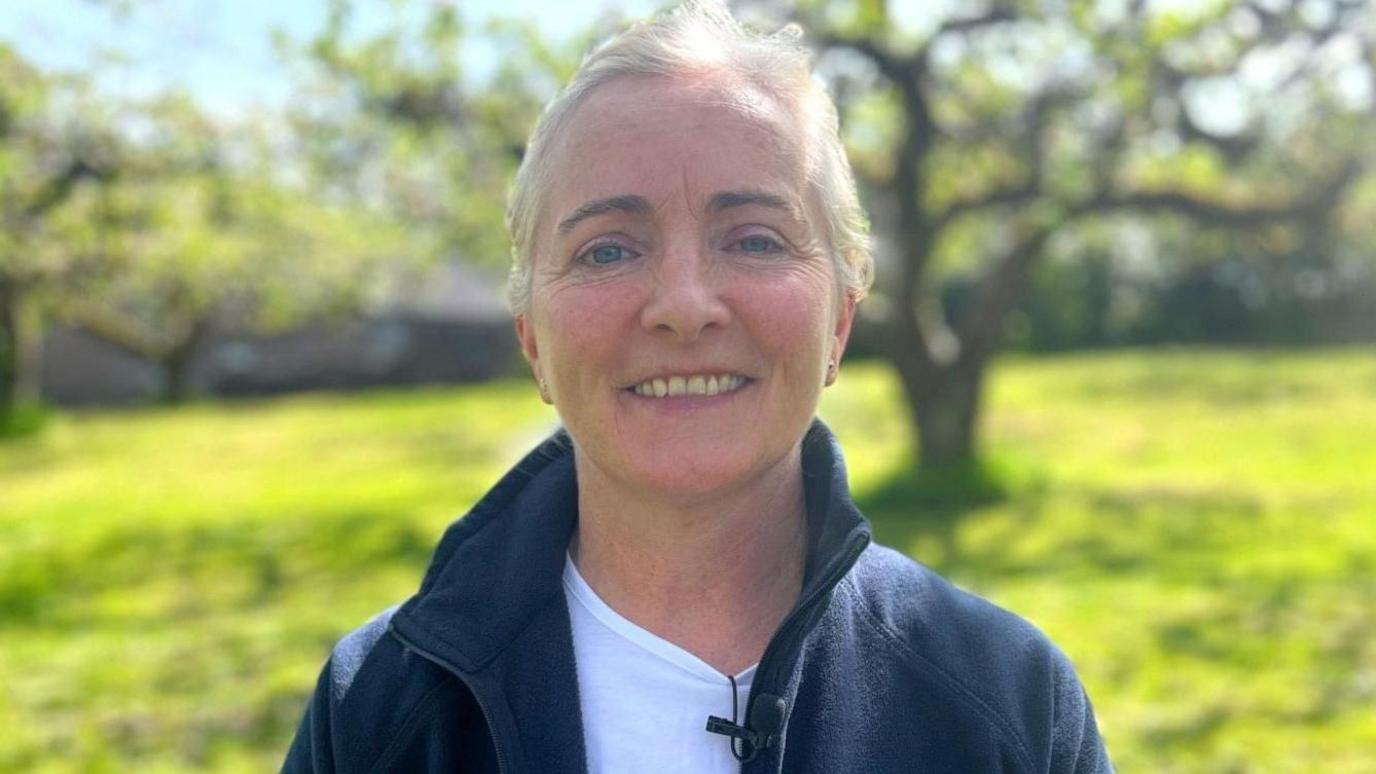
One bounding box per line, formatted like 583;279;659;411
47;95;417;404
0;44;119;419
757;0;1376;466
2;350;1374;771
1;43;419;408
1003;223;1376;351
280;0;601;274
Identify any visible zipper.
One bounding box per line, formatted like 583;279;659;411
388;624;512;774
738;530;869;773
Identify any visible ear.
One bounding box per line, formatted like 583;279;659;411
514;314;550;403
826;293;857;387
514;313;539;367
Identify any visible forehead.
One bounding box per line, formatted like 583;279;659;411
544;75;808;218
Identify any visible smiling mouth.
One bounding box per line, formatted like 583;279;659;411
629;374;750;398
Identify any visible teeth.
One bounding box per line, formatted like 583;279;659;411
630;373;746;398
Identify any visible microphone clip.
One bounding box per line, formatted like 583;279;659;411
705;715;777;761
706;692;786;762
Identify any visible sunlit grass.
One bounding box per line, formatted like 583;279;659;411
826;348;1376;774
0;382;560;772
3;348;1374;772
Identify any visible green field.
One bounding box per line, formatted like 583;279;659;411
2;349;1374;772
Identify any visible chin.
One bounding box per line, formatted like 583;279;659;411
616;443;779;503
633;470;745;502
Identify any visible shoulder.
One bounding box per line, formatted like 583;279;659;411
311;606;477;770
323;605;461;717
846;544;1061;672
841;544;1109;772
325;606;401;708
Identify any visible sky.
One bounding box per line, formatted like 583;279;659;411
0;0;664;116
2;0;1209;120
6;0;1327;134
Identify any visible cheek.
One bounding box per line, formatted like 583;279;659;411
537;282;644;364
730;276;835;361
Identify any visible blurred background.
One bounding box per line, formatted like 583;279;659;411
1;0;1373;771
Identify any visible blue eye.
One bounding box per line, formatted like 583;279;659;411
587;244;628;264
736;235;782;254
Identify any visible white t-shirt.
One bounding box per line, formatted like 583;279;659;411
562;555;757;774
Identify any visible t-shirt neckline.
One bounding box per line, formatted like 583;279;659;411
562;552;759;685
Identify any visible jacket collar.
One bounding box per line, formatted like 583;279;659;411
798;420;873;593
391;418;872;675
388;420;871;773
393;429;579;673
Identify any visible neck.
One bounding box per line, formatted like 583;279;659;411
570;445;809;676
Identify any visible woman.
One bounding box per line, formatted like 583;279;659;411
283;2;1112;772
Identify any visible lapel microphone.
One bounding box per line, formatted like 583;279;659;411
706;689;786;763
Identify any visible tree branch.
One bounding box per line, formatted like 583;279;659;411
933;183;1040;233
929;83;1078;231
954;223;1053;366
22;157;112;220
932;5;1018;38
814;29;912;88
1087;159;1364;227
949;159;1363;369
799;4;957;318
59;300;166;362
1176;106;1259;163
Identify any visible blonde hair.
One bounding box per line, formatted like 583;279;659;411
504;0;872;313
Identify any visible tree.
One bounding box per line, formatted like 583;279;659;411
282;0;546;275
283;0;636;280
753;0;1375;468
9;1;538;414
48;96;412;404
285;0;1375;468
0;45;118;422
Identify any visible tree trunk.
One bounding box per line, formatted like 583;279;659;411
157;319;207;405
885;313;992;470
0;279;19;422
160;355;190;405
907;359;987;469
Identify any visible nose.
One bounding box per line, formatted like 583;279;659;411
639;242;731;342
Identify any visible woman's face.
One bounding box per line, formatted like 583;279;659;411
516;74;854;503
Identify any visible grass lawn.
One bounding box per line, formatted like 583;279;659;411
2;348;1373;772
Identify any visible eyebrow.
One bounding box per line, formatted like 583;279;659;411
554;189;803;235
556;195;653;234
706;189;795;215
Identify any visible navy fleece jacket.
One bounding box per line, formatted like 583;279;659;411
282;421;1113;773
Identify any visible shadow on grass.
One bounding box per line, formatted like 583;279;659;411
0;509;437;629
856;451;1039;575
858;450;1292;582
0;402;51;442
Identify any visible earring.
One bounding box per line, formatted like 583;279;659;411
825;357;838;385
538;377;551;403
